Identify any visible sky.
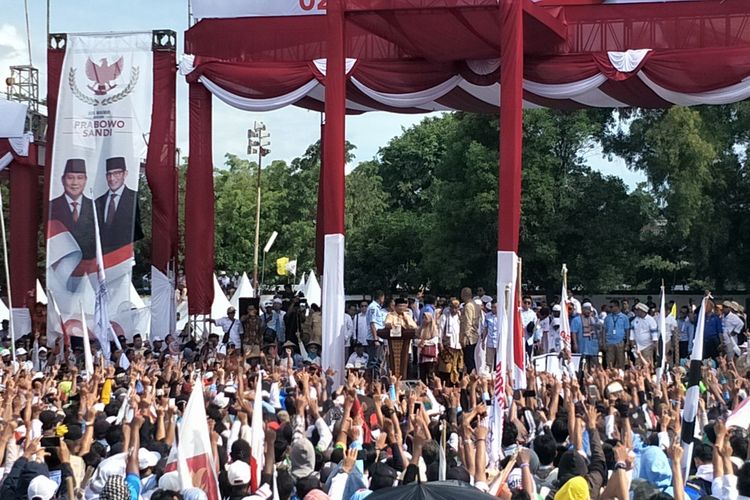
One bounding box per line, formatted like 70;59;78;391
1;0;645;187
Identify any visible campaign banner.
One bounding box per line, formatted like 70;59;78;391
46;33;152;344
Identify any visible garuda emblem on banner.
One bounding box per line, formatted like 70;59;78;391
68;56;139;106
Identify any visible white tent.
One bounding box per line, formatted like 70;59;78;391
36;280;48;305
212;274;233;320
129;283;146;309
305;271;321;307
295;273;306;293
230;272;254;311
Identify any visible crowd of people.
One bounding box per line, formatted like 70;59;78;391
0;285;748;500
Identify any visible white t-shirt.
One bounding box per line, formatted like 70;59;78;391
631;315;658;350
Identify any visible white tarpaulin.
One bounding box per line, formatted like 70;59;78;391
0;298;8;322
229;272;254;311
151;266;176;340
0;99;28;138
11;308;31;338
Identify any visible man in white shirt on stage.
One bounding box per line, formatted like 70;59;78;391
212;306;243;347
630;302;658;366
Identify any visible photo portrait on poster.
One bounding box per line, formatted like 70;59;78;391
46;33;152;346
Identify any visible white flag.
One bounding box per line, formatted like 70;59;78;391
81;302;94;376
285;259;297;276
250;372;265;492
658;283;668;379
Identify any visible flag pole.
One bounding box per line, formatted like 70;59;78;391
0;188;16;362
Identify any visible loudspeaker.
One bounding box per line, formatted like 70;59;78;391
239;297;260;314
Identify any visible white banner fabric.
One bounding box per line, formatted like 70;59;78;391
46;33;152;344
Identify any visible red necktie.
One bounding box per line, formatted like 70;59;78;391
107;194;117;224
72;201;79;223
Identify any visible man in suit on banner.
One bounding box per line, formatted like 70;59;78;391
95;156;143;254
49;158;96;260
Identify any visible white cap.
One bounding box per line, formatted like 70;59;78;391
203;371;214;380
582;302;593;310
38;347;47;353
152;336;163;342
32;372;44;381
158;471;181;492
28;474;58;500
227;460;251;485
213;394;230;409
273;298;283;305
635;303;649;313
552;304;562;312
138;448;160;469
16;348;27;356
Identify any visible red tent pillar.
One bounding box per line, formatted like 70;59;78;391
320;0;346;385
316;121;325;276
9;154;40;307
496;0;524;370
186;82;215;315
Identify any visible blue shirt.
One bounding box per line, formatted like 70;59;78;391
268;310;286;343
704;313;723;340
572;314;599;356
366;301;386;341
484;312;498;347
603;312;629;345
419;304;435;327
126;473;141;500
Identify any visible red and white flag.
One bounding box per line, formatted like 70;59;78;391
727;395;750;430
176;384;220;499
250;371;265;492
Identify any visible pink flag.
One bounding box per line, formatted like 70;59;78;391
177;384;220;500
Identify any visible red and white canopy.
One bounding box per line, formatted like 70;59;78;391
184;0;750;114
181;46;750;114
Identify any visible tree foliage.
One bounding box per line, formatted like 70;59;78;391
118;105;750;295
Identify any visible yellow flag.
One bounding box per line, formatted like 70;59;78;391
670;302;677;318
276;257;289;275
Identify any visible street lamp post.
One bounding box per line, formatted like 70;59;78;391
248;121;271;297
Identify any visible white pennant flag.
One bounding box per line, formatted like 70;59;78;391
81;302;94;376
285;259;297;276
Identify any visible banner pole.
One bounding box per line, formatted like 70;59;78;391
0;188;16;362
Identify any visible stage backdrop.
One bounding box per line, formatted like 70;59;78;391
46;33;152;344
